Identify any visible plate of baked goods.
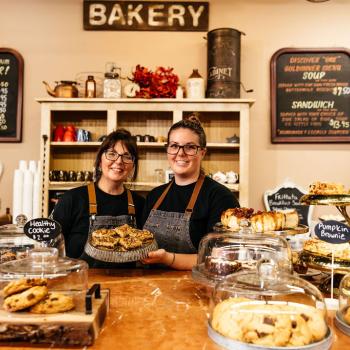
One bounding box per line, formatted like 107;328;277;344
300;181;350;206
220;207;308;236
84;224;158;263
302;238;350;274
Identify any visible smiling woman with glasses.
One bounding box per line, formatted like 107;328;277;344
52;129;145;268
142;115;240;270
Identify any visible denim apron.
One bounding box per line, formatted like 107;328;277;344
81;182;136;267
143;174;205;254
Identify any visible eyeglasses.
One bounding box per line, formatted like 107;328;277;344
166;143;202;156
104;150;134;164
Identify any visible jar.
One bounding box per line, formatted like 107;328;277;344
186;69;205;99
85;75;96;98
103;72;121;98
209;262;332;348
337;273;350;332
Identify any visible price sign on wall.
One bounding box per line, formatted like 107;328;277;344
270;48;350;143
0;48;24;142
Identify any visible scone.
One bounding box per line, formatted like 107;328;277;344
30;292;75;314
309;181;345;195
3;286;48;312
2;278;47;297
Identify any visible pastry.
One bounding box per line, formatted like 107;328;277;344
2;278;47;297
211;297;328;347
250;210;299;232
3;286;48;312
303;238;350;260
205;256;242;276
292;251;308;274
309;181;346;195
29;292;75;314
221;207;255;230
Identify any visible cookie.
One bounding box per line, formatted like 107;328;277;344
29;292;75;314
288;314;313;346
3;286;48;312
2;278;47;297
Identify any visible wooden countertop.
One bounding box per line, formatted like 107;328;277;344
2;269;349;349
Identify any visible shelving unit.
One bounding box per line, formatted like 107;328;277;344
38;98;254;217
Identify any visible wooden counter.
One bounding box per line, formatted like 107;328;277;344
1;269;349;349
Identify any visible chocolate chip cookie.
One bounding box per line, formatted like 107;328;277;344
29;292;75;314
2;278;47;297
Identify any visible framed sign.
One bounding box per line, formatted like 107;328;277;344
264;179;312;226
271;48;350;143
83;1;209;31
0;48;24;142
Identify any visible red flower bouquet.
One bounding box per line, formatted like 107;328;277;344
131;65;179;98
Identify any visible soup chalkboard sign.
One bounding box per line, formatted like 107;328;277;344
271;48;350;143
0;48;24;142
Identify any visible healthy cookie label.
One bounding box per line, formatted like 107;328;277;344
315;220;350;244
24;218;61;242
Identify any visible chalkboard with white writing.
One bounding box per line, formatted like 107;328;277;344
264;181;311;226
271;48;350;143
0;48;24;142
24;218;61;242
315;220;350;244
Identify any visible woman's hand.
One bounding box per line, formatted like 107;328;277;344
141;249;174;266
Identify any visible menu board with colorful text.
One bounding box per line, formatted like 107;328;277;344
271;48;350;143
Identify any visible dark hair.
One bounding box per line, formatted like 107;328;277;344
167;114;207;147
94;129;139;182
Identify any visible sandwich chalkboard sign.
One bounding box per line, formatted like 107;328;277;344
271;48;350;143
0;48;24;142
264;180;312;226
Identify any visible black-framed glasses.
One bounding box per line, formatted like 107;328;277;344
166;143;202;156
104;150;134;164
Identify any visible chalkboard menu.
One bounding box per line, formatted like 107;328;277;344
271;48;350;143
0;48;24;142
264;181;312;226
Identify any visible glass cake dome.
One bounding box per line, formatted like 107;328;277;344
192;230;292;288
336;273;350;334
0;247;88;314
208;260;332;349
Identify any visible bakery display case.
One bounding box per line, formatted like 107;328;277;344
335;273;350;336
208;261;332;349
192;229;292;288
0;247;109;345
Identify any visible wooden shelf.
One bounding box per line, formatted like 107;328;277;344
39;98;254;216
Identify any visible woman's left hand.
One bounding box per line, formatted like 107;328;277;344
141;249;173;265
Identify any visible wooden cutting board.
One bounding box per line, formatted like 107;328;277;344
0;290;109;346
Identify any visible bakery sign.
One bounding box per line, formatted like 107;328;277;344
314;220;350;244
83;1;209;31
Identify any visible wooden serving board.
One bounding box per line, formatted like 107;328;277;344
0;290;109;346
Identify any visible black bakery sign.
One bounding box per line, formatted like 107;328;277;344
83;1;209;31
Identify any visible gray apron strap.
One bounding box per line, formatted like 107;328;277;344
88;182;135;216
152;174;205;218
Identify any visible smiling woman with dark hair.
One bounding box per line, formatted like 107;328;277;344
141;116;240;270
52;129;145;267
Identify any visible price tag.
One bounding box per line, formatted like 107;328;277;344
24;218;61;242
314;220;350;244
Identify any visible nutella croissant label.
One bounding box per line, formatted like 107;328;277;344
24;219;61;242
315;220;350;244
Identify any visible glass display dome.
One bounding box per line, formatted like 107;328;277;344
208;260;332;349
192;231;292;287
0;247;88;314
336;273;350;335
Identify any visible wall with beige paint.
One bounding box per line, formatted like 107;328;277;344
0;0;349;219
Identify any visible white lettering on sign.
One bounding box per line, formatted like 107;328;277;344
291;100;335;109
209;66;233;80
29;220;56;229
87;2;207;29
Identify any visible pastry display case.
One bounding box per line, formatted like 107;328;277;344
335;273;350;336
192;229;292;288
208;260;332;349
0;247;108;345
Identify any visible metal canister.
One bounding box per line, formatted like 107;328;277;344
206;28;245;98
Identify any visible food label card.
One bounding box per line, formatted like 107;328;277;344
315;220;350;244
24;218;61;242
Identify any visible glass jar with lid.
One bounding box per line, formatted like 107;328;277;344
336;273;350;334
208;261;332;349
103;62;121;98
192;228;292;288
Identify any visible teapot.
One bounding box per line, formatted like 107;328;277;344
43;80;79;98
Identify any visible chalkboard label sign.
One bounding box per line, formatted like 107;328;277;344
264;181;311;226
24;218;61;242
315;220;350;244
0;48;24;142
271;48;350;143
